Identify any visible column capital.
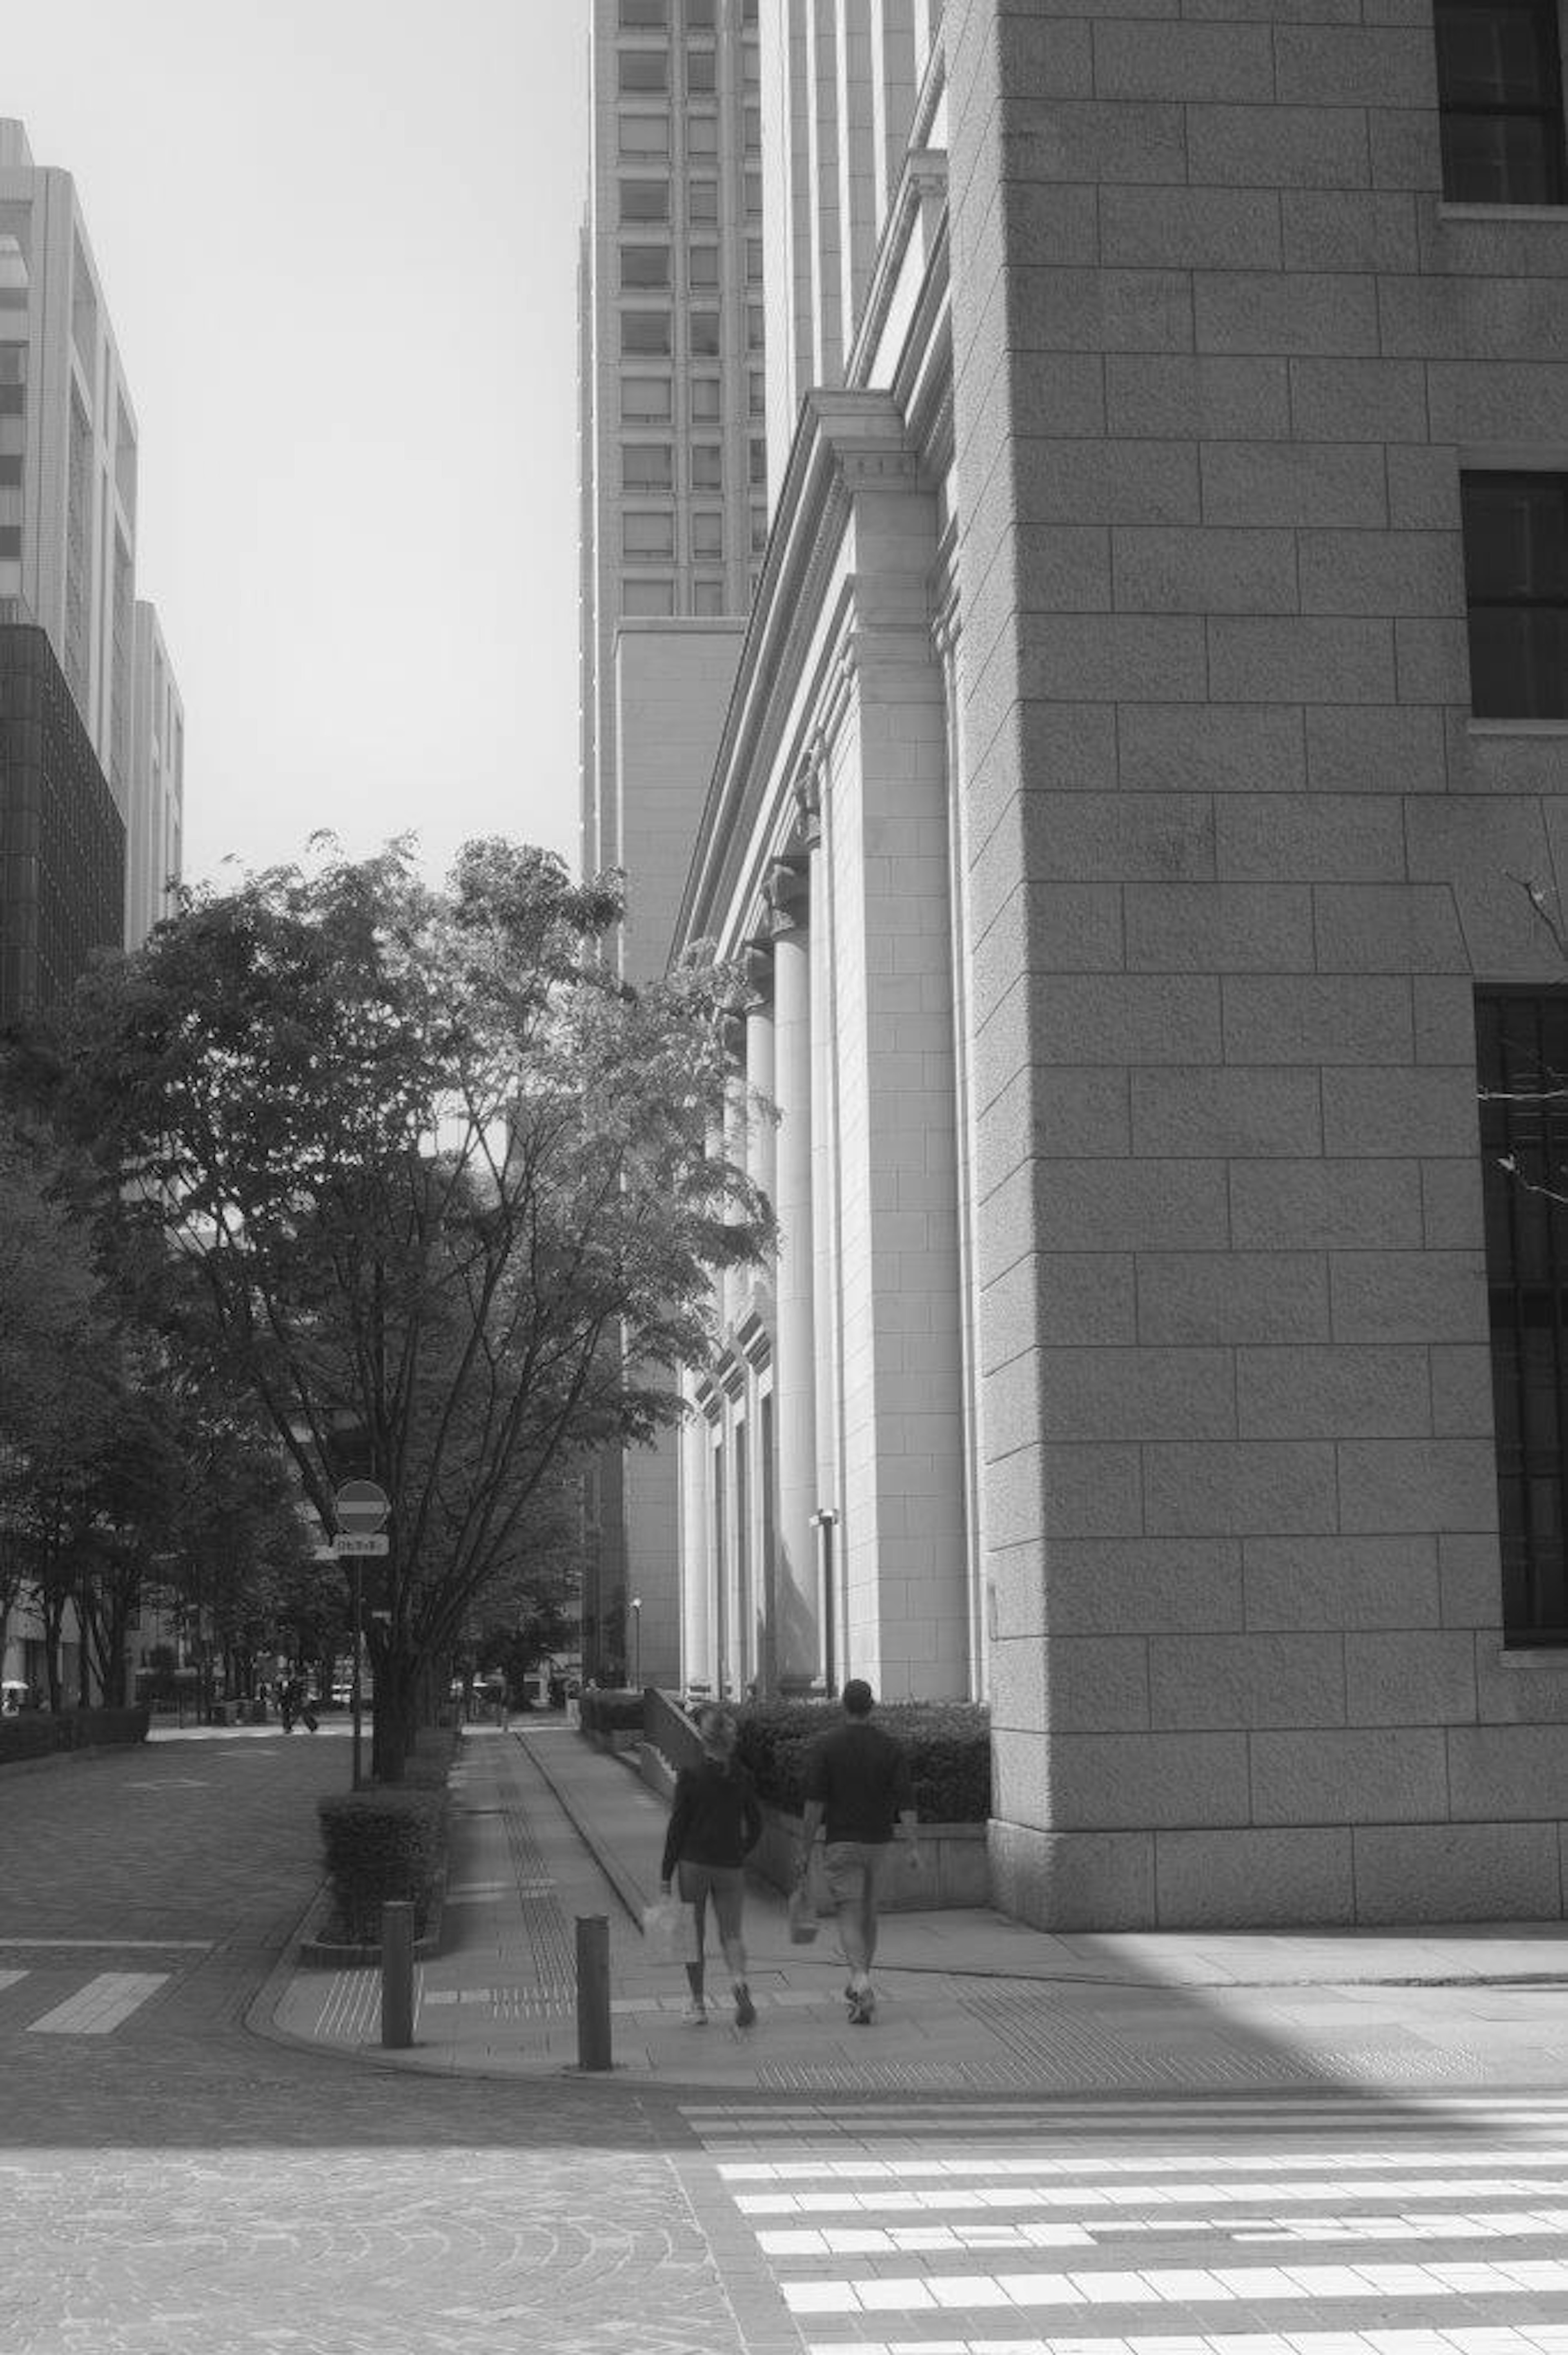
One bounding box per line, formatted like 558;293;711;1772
766;856;809;937
742;939;775;1004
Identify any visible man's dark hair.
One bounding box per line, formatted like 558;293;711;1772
842;1678;874;1717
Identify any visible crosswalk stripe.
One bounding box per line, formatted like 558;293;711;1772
0;1969;27;1996
682;2097;1568;2350
27;1971;168;2035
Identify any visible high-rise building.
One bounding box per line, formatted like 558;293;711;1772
0;118;181;972
0;620;122;1023
126;601;183;949
577;0;771;1687
671;0;1568;1929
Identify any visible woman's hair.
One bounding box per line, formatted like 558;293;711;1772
696;1704;736;1746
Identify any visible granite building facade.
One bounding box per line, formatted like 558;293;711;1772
671;0;1568;1928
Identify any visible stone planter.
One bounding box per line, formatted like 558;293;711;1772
748;1802;991;1911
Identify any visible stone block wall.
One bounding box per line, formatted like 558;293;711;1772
944;0;1568;1925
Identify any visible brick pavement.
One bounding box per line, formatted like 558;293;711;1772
0;1727;797;2355
271;1722;1568;2101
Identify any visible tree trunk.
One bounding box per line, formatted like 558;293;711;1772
370;1641;417;1784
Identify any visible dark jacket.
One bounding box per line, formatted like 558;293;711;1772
803;1718;913;1843
661;1755;763;1880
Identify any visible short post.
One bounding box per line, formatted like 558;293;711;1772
381;1900;415;2049
576;1913;612;2072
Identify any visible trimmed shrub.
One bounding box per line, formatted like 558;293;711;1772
577;1686;644;1735
0;1706;151;1767
317;1787;448;1945
735;1699;991;1822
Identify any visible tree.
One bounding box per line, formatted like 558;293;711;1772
33;838;769;1776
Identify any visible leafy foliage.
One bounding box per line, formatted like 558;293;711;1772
734;1699;992;1822
24;837;770;1776
316;1784;450;1944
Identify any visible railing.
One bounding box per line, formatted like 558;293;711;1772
643;1686;703;1773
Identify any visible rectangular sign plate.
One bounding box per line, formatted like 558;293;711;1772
334;1533;390;1556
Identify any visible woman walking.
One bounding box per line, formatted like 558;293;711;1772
659;1705;762;2027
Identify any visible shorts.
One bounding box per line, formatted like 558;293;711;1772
676;1860;746;1939
821;1840;895;1909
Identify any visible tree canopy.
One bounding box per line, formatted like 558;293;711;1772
28;836;769;1772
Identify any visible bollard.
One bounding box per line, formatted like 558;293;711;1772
576;1913;612;2072
381;1899;415;2049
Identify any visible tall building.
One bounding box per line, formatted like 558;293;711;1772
577;0;770;1686
0;118;182;972
126;601;183;949
0;620;122;1022
672;0;1568;1929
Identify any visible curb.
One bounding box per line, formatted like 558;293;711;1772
516;1727;650;1928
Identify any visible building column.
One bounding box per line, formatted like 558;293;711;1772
767;857;819;1687
679;1392;714;1694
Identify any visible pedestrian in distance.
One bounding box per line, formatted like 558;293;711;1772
659;1704;762;2029
278;1675;298;1733
796;1678;923;2026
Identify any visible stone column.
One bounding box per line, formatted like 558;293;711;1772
768;858;819;1686
743;945;777;1212
679;1396;713;1693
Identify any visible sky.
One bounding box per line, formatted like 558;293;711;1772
7;0;589;893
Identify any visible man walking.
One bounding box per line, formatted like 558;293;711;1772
796;1679;922;2025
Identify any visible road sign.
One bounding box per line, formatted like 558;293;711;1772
333;1479;390;1535
334;1532;389;1556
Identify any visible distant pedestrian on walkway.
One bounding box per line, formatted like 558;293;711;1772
797;1679;922;2025
659;1705;762;2029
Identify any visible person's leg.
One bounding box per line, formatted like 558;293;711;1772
679;1867;708;2018
711;1870;754;2024
825;1846;873;1989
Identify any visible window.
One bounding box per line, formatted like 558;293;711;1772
694;576;728;616
688;243;719;288
748;438;767;486
746;237;764;283
692;442;722;490
624;511;675;557
619;179;670;223
690;310;721;357
1477;989;1568;1641
619;49;669;94
746;301;765;350
689;180;719;223
623;442;674;491
691;377;721;421
744;106;762;150
1434;0;1567;202
1461;472;1568;718
692;510;723;557
688;114;718;156
748;369;765;417
624;578;675;616
745;171;762;216
622;376;672;421
621;311;672;355
621;243;670;289
619;116;670;156
620;0;667;21
686;0;715;22
751;506;769;553
687;48;717;94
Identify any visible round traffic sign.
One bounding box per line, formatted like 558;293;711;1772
334;1479;390;1534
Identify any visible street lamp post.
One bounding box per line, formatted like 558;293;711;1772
630;1596;641;1693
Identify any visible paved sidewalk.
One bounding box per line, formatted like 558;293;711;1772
265;1721;1568;2098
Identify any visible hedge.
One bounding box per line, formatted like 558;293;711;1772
0;1707;151;1767
316;1785;449;1944
734;1699;991;1823
577;1686;644;1735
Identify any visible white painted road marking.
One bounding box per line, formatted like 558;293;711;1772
27;1971;169;2034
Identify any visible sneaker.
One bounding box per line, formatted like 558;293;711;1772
682;1998;708;2026
848;1988;875;2026
733;1983;756;2029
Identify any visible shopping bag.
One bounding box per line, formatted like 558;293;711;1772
642;1896;697;1964
786;1875;820;1945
